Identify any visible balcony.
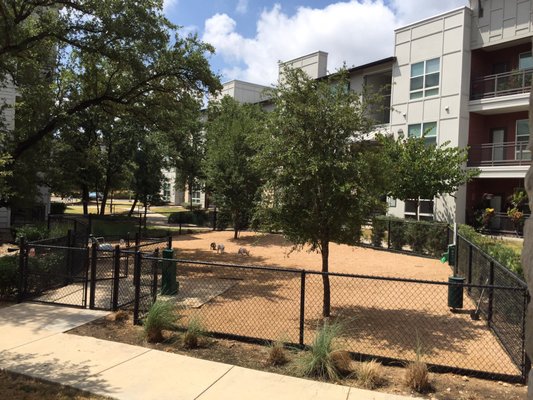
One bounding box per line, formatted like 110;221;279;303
470;68;533;100
468;141;531;167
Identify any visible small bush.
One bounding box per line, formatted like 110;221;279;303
406;222;428;253
404;361;430;393
0;255;18;300
144;301;178;343
298;320;351;381
356;359;385;389
13;224;48;242
458;225;523;276
168;210;211;226
267;341;288;366
50;202;67;215
389;218;407;250
371;217;386;247
183;314;205;349
424;223;449;256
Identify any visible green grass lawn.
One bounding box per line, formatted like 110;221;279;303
500;239;523;255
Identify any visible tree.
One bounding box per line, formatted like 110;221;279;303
381;134;480;220
256;67;388;317
205;96;264;238
0;1;221;210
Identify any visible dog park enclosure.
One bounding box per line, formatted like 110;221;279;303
15;219;530;383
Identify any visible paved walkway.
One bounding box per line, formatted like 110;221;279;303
0;303;415;400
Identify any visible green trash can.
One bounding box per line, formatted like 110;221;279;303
448;276;464;309
161;248;178;295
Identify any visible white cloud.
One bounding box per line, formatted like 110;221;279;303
236;0;248;14
203;1;469;85
163;0;179;12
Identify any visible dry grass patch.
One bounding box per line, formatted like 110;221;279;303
355;359;385;389
267;341;288;366
404;360;431;393
183;314;206;349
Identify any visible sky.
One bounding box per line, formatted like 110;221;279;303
163;0;469;86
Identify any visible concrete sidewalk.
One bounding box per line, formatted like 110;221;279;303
0;303;415;400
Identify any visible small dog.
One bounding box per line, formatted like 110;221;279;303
216;243;225;253
237;247;250;256
210;242;217;250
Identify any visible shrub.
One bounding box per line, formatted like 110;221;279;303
406;222;428;253
371;217;386;247
356;359;385;389
143;300;178;343
0;255;18;300
50;202;67;215
267;340;288;366
424;223;449;257
404;361;430;393
13;224;48;242
168;210;211;226
298;320;352;381
458;225;523;276
183;314;205;349
389;218;407;250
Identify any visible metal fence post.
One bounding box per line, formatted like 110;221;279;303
112;245;121;311
66;229;73;284
467;243;473;284
152;249;159;303
133;251;142;325
167;234;172;250
135;232;140;252
89;244;97;309
387;219;391;250
17;236;26;303
487;261;495;324
521;290;531;382
299;270;306;346
82;246;90;308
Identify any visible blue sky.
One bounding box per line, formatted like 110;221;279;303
163;0;468;85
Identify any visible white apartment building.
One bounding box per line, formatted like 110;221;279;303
217;0;532;228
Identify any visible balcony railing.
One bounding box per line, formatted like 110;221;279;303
470;68;533;100
468;141;531;167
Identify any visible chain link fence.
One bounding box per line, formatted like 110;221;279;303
143;258;528;382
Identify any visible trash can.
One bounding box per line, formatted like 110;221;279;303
447;244;456;267
448;276;464;309
161;248;178;295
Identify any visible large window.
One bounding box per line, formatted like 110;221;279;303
408;122;437;145
191;190;201;205
516;119;531;161
404;199;434;221
519;52;533;70
410;58;440;100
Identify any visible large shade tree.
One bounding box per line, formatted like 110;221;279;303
0;0;221;209
256;67;388;317
205;96;265;238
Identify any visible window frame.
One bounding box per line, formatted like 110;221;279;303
410;58;440;100
515;119;531;161
407;121;438;146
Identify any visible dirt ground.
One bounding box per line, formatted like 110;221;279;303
172;230;449;280
0;369;109;400
168;231;521;378
69;314;527;400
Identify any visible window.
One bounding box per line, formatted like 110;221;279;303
519;52;533;70
387;196;397;208
404;199;434;220
191;190;201;205
410;58;440;99
408;122;437;145
516;119;531;161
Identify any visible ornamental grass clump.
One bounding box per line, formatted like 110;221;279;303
183;314;205;349
143;300;178;343
404;334;431;393
356;359;385;389
298;320;352;381
267;340;288;366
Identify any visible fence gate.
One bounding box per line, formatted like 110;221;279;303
19;239;90;309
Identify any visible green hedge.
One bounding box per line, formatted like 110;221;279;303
50;202;67;214
371;217;449;257
0;255;18;300
168;210;212;226
458;225;523;277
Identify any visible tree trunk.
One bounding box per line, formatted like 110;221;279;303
234;210;239;239
99;173;112;216
128;194;139;217
321;240;331;318
81;185;89;215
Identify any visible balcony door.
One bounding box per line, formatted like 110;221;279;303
491;128;505;162
516;119;531;162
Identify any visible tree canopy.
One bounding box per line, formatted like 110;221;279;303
205;96;265;238
256;67;388;317
381;133;479;220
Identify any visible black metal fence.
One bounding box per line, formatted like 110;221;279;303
360;218;452;258
141;257;528;382
455;233;529;377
